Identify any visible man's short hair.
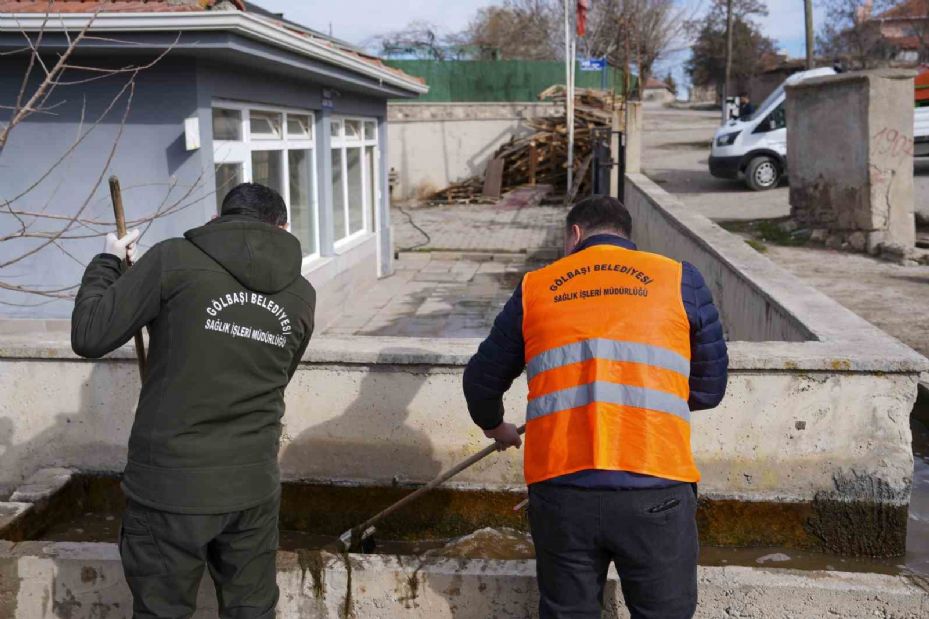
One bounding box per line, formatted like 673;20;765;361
566;195;632;237
220;183;287;226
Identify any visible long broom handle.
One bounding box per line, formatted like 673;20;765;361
338;424;526;548
108;176;147;381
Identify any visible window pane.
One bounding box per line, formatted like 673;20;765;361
364;121;376;141
345;119;361;139
366;145;377;231
347;147;364;234
212;108;241;141
250;111;282;139
215;163;243;212
289;149;316;256
330;120;342;139
287;114;312;139
331;149;346;240
251;150;283;194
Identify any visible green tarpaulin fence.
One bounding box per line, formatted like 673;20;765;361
385;59;632;102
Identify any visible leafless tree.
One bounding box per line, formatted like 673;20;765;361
816;0;896;69
459;0;562;61
583;0;698;95
0;11;209;306
367;21;452;60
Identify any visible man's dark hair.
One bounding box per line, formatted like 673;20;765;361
739;91;749;98
566;195;632;237
220;183;287;226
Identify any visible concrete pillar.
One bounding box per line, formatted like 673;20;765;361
316;109;335;257
610;107;622;199
624;101;643;175
786;69;916;253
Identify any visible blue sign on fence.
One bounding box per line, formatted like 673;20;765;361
580;58;606;72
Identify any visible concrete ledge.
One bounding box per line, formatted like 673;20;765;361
1;333;926;374
626;173;928;371
1;542;927;618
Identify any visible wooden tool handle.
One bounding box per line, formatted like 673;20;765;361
108;176;147;379
343;424;526;547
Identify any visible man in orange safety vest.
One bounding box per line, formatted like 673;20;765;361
463;195;728;618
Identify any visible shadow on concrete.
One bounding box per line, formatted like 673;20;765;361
280;349;443;489
0;364;131;500
644;167;787;195
358;264;534;339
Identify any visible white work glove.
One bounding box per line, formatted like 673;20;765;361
104;228;140;262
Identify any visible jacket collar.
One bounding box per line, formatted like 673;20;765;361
572;233;637;254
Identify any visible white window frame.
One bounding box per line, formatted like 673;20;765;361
330;115;379;249
212;100;320;263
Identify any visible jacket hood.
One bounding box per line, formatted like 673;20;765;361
184;215;302;294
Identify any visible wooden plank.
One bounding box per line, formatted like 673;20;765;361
482;157;505;199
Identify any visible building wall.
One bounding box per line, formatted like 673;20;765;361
387;102;560;200
0;55;393;326
0;56;207;317
194;60;392;327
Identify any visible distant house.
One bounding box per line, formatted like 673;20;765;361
0;0;426;326
749;55;813;106
862;0;929;64
641;78;675;103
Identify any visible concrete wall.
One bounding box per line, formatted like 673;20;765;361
387;102;560;200
0;56;207;318
0;173;925;533
2;542;928;618
786;69;916;253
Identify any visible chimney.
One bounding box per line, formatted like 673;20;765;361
855;0;874;24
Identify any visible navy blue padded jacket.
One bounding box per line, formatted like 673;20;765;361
462;234;729;489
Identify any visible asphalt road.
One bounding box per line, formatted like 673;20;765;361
642;105;929;224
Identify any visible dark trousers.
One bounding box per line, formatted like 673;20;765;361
119;494;280;619
528;482;698;619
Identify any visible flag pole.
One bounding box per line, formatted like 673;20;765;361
565;0;575;197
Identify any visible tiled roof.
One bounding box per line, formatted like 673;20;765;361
0;0;425;91
874;0;928;20
643;77;671;91
0;0;245;12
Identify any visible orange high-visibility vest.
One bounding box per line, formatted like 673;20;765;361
521;243;698;485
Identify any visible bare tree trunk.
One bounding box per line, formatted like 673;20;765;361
723;0;734;122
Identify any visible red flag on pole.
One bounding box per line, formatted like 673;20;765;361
577;0;589;36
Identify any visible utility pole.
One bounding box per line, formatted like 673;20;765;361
804;0;814;69
564;0;575;195
723;0;734;123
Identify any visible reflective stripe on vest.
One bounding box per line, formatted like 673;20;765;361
521;243;699;485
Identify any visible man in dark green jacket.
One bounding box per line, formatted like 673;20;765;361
72;183;315;619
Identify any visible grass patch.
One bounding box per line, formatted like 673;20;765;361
719;217;812;248
745;239;768;253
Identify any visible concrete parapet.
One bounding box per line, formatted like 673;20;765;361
0;542;927;618
787;69;916;253
387;102;561;200
0;173;926;555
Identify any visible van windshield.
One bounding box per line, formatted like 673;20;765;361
751;84;784;121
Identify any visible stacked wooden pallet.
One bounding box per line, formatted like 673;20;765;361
426;86;623;204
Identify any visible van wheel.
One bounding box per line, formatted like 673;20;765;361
745;156;781;191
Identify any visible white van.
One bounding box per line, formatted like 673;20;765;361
708;67;836;191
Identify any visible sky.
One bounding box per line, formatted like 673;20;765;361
253;0;829;89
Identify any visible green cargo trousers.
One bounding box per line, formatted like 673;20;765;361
119;493;280;619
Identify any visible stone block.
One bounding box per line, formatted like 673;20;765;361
787;69;916;251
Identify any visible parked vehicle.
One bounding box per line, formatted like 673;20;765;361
710;67;929;190
916;65;929;156
708;68;835;191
